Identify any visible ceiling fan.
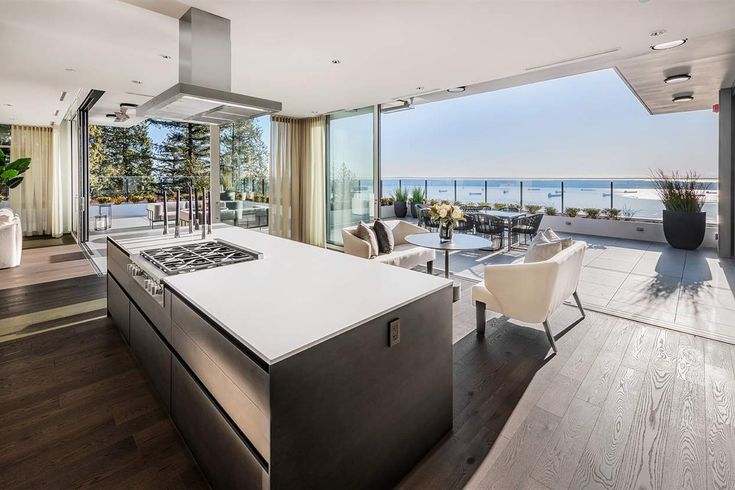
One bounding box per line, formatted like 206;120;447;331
106;103;138;122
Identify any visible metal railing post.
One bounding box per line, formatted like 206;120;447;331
561;181;565;212
520;181;524;208
454;180;457;202
399;179;402;193
484;180;488;203
424;179;428;200
610;181;614;209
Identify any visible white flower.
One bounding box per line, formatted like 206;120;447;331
439;208;448;218
451;208;462;219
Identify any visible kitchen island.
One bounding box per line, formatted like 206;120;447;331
106;226;453;489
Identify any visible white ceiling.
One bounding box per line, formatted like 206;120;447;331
2;0;735;127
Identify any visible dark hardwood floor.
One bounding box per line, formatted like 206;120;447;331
0;318;208;489
2;241;735;489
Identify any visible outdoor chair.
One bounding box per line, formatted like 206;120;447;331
511;214;544;247
500;206;521;212
419;207;438;231
455;213;475;234
473;213;504;250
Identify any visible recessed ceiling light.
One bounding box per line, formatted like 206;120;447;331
672;95;694;103
159;54;172;60
649;29;667;37
330;59;341;64
651;38;687;50
3;103;12;107
447;86;466;93
64;68;76;72
415;86;424;91
664;74;691;84
131;80;143;84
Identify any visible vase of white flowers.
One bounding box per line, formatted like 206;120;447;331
429;202;465;242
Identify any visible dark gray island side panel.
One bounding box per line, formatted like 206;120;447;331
269;285;453;490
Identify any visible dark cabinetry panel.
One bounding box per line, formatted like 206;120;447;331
172;357;268;490
130;304;172;412
107;275;130;343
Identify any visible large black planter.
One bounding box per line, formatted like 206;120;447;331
220;191;235;202
394;201;407;218
410;202;419;219
662;210;706;250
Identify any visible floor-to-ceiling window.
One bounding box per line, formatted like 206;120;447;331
326;107;375;245
219;115;271;230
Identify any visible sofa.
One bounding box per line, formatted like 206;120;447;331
0;208;22;268
342;220;436;272
146;201;189;227
472;240;587;353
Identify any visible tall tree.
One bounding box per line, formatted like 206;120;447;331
219;119;269;193
152;120;210;189
88;122;154;197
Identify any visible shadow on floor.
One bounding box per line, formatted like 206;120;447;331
397;320;553;489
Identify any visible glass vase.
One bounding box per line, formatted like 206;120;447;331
439;220;453;241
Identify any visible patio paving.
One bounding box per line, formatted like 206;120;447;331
441;233;735;344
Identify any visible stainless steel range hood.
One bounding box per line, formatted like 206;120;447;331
137;8;281;125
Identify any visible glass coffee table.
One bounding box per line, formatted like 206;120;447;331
405;232;492;301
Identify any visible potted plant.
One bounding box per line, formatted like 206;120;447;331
428;202;465;241
565;207;580;218
409;187;425;218
582;208;600;219
0;149;31;191
651;169;709;250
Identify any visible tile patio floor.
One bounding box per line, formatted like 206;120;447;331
442;233;735;344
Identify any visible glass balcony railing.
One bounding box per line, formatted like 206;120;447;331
381;178;719;223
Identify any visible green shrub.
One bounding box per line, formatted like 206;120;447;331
582;208;600;219
602;208;620;220
525;204;542;214
392;188;408;202
650;169;709;213
565;207;580;218
478;202;490;207
545;206;557;216
492;202;506;210
409;187;425;203
380;197;394;206
129;194;144;203
96;196;112;204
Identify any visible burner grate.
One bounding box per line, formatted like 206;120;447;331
140;240;260;275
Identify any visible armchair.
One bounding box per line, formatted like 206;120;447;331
0;208;22;268
472;240;587;353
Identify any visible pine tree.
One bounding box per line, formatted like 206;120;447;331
152;120;210;190
219;120;269;194
88;122;154;198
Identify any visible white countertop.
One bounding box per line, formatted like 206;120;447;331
114;226;451;365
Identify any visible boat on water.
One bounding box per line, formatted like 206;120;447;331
602;193;611;197
706;190;718;194
548;191;562;198
528;188;540;191
581;188;595;191
502;190;509;194
469;192;482;196
438;189;448;193
623;190;638;194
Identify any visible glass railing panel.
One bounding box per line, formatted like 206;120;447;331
521;180;562;213
426;179;453;201
485;179;520;208
561;179;611;216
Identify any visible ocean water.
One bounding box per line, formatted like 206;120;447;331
380;179;718;222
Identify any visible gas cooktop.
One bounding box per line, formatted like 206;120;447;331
139;240;262;275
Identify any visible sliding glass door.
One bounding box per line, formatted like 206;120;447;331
326;106;376;246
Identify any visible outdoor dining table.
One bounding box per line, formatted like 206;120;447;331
478;209;526;251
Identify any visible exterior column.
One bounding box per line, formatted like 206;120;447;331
719;88;734;257
210;125;220;223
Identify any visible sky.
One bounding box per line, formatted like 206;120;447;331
380;68;718;179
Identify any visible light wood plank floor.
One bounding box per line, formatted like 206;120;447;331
398;282;735;490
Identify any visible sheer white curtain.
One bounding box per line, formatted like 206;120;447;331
269;116;326;247
8;125;63;237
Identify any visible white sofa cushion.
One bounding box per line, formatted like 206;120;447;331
0;208;22;268
525;233;562;263
373;243;435;270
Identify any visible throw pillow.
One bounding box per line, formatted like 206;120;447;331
355;221;379;258
372;219;395;254
525;233;562;263
542;227;573;249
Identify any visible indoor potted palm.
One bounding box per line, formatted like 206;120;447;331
392;188;408;218
651;169;709;250
0;149;31;190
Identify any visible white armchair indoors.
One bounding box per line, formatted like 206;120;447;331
0;208;23;268
472;240;587;353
